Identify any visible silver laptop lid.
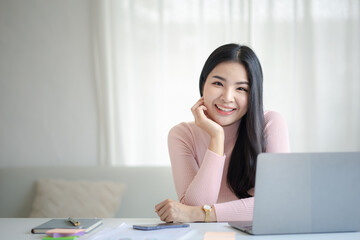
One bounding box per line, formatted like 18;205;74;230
252;152;360;235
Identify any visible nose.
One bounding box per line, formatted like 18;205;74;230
221;88;234;102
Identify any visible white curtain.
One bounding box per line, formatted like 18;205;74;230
91;0;360;165
252;0;360;152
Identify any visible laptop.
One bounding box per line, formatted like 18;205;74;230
229;152;360;235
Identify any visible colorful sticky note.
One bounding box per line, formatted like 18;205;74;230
46;228;85;238
203;231;236;240
42;236;79;240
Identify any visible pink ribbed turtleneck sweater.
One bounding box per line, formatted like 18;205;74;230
167;111;290;222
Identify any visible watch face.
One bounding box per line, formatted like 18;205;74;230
204;205;211;210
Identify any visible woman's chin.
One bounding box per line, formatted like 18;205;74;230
215;119;234;127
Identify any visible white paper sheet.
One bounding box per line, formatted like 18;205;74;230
88;223;192;240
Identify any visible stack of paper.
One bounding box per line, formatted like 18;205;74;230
88;223;192;240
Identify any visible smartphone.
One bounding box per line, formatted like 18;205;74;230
132;222;190;231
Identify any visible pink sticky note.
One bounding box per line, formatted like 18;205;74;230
203;231;236;240
46;228;85;238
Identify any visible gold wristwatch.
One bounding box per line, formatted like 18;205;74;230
202;204;212;222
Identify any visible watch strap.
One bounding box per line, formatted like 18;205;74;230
202;205;212;222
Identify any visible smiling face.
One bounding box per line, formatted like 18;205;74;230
202;61;250;127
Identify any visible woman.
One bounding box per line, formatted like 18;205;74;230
155;43;290;222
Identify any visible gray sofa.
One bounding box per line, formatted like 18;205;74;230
0;166;177;218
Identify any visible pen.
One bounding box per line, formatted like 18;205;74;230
68;217;80;226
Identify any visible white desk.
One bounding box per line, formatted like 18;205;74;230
1;218;360;240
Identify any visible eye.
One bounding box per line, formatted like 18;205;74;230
237;87;248;92
212;81;223;87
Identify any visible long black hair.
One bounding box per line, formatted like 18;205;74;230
199;43;265;198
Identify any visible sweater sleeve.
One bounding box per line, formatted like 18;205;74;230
264;111;291;153
213;111;291;222
168;123;226;206
214;197;255;222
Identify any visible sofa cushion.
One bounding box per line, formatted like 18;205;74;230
29;179;125;218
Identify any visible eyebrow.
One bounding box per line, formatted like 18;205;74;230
212;75;249;85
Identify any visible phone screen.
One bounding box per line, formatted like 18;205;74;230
132;222;190;231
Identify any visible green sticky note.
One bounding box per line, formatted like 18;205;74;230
42;236;78;240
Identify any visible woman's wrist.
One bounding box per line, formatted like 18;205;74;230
208;130;225;156
192;205;217;222
191;206;206;222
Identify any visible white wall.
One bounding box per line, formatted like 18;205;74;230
0;0;98;166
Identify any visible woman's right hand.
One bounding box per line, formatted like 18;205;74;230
191;98;224;155
191;97;222;137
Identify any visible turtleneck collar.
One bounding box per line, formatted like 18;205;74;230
223;120;240;141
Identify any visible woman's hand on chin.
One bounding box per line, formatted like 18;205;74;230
191;98;225;156
191;98;224;139
155;199;204;223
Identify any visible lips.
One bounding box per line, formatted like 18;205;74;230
215;104;236;114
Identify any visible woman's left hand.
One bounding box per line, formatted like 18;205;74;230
155;199;203;223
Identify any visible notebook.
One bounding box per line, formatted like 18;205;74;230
31;218;103;234
229;152;360;235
